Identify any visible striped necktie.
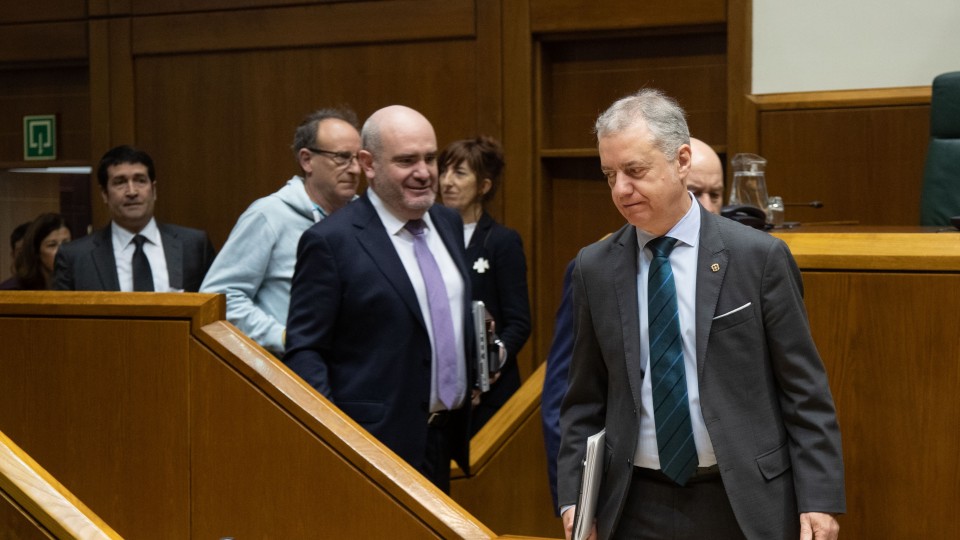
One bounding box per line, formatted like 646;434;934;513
648;236;697;485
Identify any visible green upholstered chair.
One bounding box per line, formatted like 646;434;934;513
920;71;960;226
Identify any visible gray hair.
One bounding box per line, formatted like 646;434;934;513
594;88;690;159
291;107;360;158
360;115;383;155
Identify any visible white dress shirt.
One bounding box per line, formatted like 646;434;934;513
463;221;478;246
367;190;468;412
111;218;177;292
633;192;717;469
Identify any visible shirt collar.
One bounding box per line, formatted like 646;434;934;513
635;192;701;251
112;218;160;248
367;188;438;236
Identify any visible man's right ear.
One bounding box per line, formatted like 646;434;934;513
357;150;375;177
297;148;313;173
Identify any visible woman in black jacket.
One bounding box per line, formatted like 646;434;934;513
438;136;531;433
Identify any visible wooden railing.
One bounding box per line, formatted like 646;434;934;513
451;362;562;538
0;291;553;539
6;227;956;539
1;429;121;539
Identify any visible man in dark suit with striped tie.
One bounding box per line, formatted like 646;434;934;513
557;89;845;540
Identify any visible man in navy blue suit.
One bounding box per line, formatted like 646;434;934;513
284;105;473;492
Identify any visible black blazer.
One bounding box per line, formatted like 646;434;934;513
53;222;215;292
466;211;531;430
284;194;474;474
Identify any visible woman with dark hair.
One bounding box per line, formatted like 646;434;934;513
438;135;531;433
0;213;71;290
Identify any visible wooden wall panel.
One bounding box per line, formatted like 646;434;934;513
804;272;960;539
130;0;474;54
0;1;86;25
88;17;136;228
534;156;624;356
133;38;481;246
0;21;86;64
474;0;504;158
0;318;191;539
530;0;726;32
87;19;134;147
726;0;755;159
501;0;537;376
450;364;562;537
540;29;727;151
0;67;89;168
758;105;929;226
189;342;449;538
533;24;726;363
129;0;316;14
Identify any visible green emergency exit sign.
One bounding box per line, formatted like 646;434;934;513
24;115;57;160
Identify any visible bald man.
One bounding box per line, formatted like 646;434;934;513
686;137;725;214
284;105;473;492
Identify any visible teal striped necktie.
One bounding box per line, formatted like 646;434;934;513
647;236;697;485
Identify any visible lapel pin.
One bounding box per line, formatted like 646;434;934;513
711;263;720;272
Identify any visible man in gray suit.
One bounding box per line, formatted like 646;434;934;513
557;89;845;540
54;145;215;292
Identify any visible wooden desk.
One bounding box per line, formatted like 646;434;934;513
771;228;960;539
773;226;960;271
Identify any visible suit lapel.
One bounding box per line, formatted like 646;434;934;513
467;212;493;250
93;226;120;291
695;208;728;375
430;205;469;283
353;197;425;326
610;225;645;410
159;224;184;290
430;205;473;342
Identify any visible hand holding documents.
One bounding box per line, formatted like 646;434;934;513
573;428;605;540
472;301;507;391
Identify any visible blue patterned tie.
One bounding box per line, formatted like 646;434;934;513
648;236;698;485
406;219;460;409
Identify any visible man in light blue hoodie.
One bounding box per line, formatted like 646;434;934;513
201;108;361;356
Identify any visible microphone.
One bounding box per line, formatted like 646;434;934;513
784;200;823;208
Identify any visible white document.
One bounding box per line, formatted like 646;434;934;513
573;428;606;540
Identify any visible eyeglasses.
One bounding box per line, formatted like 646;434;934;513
306;147;358;167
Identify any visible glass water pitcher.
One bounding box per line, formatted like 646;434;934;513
728;153;769;210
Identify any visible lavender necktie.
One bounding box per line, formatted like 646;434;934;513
405;219;460;409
